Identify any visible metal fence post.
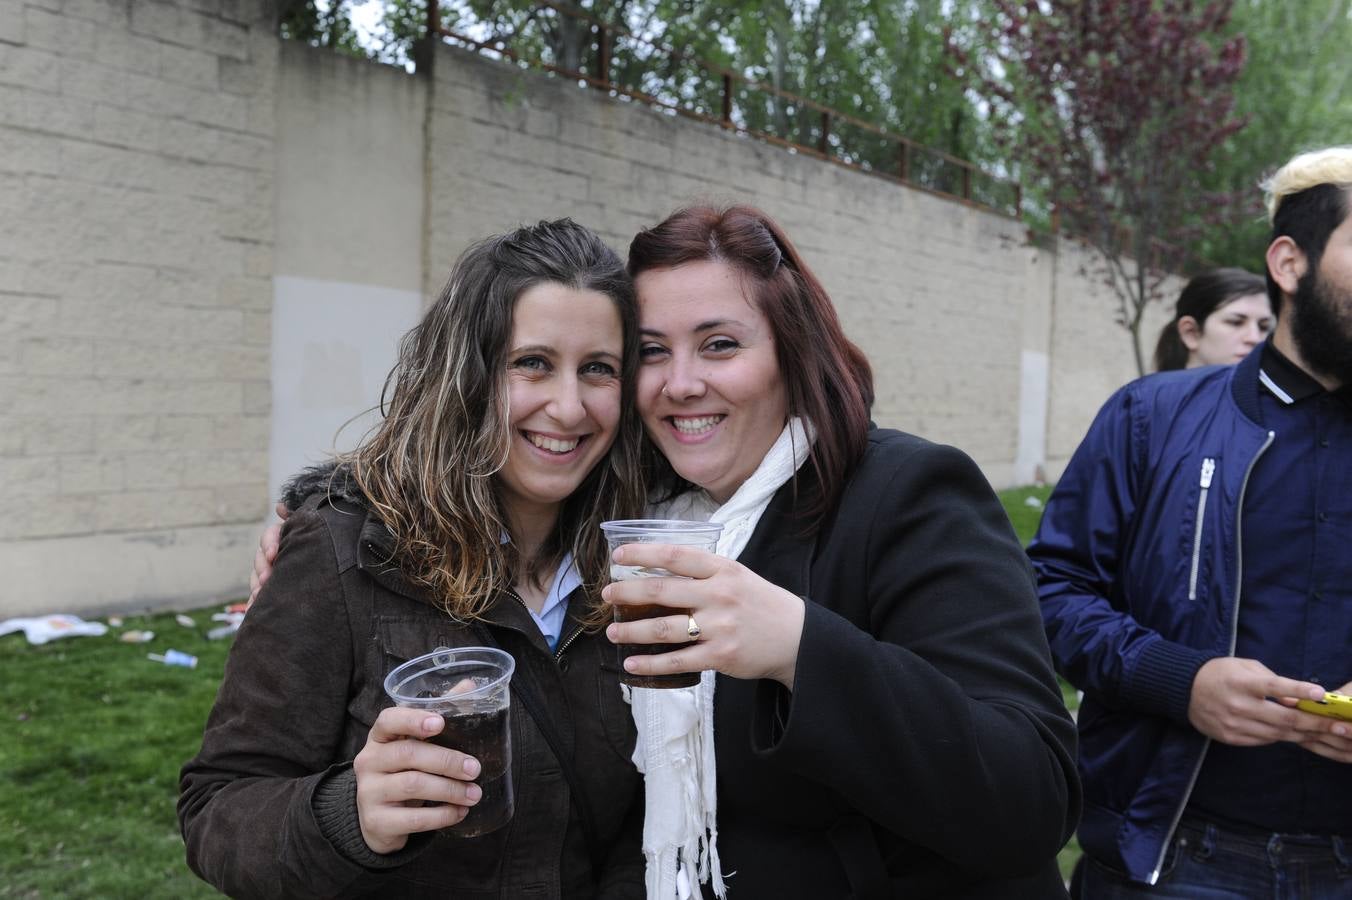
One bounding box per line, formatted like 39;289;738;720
595;24;610;86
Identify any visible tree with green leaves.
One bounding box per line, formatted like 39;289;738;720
957;0;1249;375
277;0;368;54
1195;0;1352;270
275;0;998;195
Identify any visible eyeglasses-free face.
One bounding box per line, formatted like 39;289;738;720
635;260;788;504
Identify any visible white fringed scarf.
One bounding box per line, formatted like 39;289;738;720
628;418;814;899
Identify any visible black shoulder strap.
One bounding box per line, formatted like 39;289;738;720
471;624;606;878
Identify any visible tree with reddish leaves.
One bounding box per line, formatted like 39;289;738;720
954;0;1248;375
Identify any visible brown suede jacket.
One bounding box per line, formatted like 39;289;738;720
178;487;644;899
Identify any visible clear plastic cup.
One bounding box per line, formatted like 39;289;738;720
383;646;515;837
600;519;723;689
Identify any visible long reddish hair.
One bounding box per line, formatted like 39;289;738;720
628;205;874;527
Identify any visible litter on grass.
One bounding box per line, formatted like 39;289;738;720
0;615;109;645
119;630;155;643
175;614;196;628
207;609;245;640
1023;496;1044;509
148;649;198;668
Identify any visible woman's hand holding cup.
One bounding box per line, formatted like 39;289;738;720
353;707;482;854
603;541;806;689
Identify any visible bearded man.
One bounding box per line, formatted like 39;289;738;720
1031;145;1352;898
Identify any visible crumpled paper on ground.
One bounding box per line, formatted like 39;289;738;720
0;615;109;645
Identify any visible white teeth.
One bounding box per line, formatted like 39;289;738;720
527;433;580;453
672;416;723;435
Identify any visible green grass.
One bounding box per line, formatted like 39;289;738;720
0;487;1075;895
998;483;1054;545
0;605;233;899
997;483;1083;884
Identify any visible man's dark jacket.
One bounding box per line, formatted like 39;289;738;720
1029;348;1278;884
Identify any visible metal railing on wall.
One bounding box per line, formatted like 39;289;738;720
428;0;1022;219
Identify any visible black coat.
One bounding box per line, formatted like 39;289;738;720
707;428;1079;898
178;489;644;899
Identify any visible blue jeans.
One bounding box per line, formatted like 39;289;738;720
1076;818;1352;899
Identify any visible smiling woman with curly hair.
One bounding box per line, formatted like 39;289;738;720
180;219;648;900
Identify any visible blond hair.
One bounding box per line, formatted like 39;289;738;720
1263;146;1352;223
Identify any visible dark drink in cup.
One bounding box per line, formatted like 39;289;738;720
612;601;701;689
600;520;723;690
424;701;513;836
385;648;516;837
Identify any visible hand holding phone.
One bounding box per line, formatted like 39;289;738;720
1296;691;1352;722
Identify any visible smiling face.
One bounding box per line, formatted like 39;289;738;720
497;282;624;523
634;260;788;503
1181;292;1275;367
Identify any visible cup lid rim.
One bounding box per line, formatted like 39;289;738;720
600;519;724;533
383;646;515;703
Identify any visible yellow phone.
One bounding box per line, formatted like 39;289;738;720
1296;691;1352;722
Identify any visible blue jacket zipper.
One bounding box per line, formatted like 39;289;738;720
1187;458;1216;601
1148;431;1274;884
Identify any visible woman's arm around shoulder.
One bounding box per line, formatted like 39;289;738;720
752;434;1080;873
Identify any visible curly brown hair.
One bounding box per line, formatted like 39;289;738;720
346;220;647;623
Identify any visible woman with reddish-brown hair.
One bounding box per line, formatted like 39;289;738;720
600;205;1079;898
250;206;1079;898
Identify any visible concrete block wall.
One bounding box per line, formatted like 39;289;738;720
268;41;426;514
1044;240;1176;477
0;24;1171;617
0;0;277;615
424;45;1070;484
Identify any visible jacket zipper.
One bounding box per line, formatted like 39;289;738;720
1187;459;1216;600
553;625;584;662
506;589;584;664
1148;431;1273;885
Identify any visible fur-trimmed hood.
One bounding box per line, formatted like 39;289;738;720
279;460;355;512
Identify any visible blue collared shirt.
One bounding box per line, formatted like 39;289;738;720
527;554;582;652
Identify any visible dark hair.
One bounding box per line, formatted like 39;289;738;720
1153;267;1268;371
350;219;646;622
1266;183;1351;316
627;205;873;528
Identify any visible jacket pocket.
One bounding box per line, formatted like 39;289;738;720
349;611;469;729
1187;458;1216;601
376;611;467;652
827;814;890;900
